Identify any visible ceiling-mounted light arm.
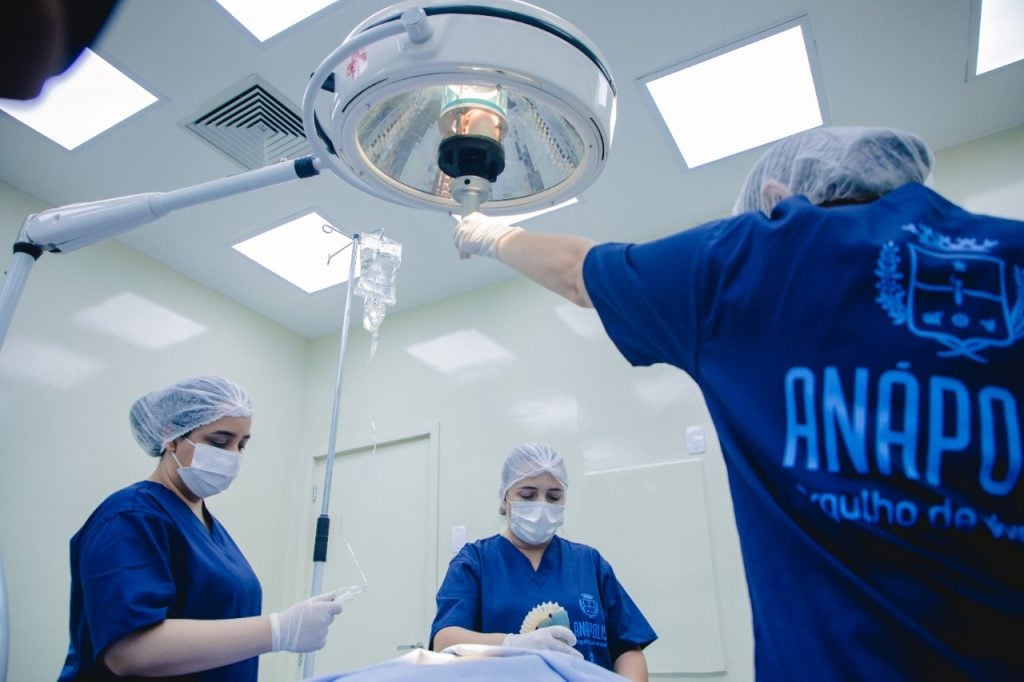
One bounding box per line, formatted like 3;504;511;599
0;155;322;353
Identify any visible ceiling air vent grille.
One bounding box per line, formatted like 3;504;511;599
183;77;310;170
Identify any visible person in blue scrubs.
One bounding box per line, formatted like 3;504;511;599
60;376;346;681
449;127;1024;680
430;443;656;681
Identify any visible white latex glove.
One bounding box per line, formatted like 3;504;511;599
453;212;523;261
502;626;583;659
269;592;344;653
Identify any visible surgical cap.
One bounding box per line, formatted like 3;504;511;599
733;126;934;216
129;376;253;456
499;443;569;504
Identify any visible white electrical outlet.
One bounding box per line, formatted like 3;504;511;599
685;425;706;454
451;525;467;554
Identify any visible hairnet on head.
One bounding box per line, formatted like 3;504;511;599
499;443;569;504
129;376;253;456
733;126;934;216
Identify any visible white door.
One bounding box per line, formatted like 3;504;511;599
304;427;439;676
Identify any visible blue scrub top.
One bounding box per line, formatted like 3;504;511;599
59;480;262;681
583;184;1024;680
429;534;656;670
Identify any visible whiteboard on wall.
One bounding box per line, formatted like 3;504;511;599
581;458;725;674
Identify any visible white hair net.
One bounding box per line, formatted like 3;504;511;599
129;376;253;456
498;443;569;505
733;126;934;216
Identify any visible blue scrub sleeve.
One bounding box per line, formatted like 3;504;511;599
77;510;177;658
582;225;714;373
429;549;482;649
598;556;657;661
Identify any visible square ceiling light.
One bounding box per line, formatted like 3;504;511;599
233;211;356;293
215;0;338;42
642;19;824;169
0;48;157;150
972;0;1024;75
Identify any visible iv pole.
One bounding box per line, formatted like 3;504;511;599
303;233;359;679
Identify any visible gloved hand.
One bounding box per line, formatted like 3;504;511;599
452;212;523;261
502;626;583;659
268;592;344;653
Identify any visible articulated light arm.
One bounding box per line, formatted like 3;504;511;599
0;155;321;351
20;156;321;253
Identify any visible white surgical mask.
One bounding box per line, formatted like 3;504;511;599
171;439;241;499
508;501;565;546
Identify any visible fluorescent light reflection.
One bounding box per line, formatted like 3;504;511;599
511;394;580;431
215;0;338;41
0;338;104;390
976;0;1024;74
0;49;157;150
452;198;578;223
554;302;605;342
632;371;688;409
74;292;207;349
645;24;822;168
405;329;515;383
233;212;357;294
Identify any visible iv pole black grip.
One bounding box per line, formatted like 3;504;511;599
313;515;330;562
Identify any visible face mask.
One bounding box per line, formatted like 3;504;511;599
171;439;241;499
508;501;565;545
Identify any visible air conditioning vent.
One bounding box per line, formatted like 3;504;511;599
183;76;309;170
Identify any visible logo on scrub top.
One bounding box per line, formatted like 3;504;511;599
578;593;600;618
875;223;1023;363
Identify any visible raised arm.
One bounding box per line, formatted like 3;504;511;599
453;213;596;308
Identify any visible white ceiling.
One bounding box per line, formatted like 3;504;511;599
2;0;1023;339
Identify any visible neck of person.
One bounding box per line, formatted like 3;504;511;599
501;528;551;569
149;457;208;523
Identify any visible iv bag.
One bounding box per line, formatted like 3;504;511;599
355;232;402;334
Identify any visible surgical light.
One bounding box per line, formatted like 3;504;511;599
304;0;617;217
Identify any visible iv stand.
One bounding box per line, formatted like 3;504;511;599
302;233;360;679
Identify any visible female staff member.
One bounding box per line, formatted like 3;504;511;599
59;376;344;681
430;443;656;682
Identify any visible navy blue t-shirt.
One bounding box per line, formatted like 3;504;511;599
583;184;1023;680
429;534;656;669
60;481;262;681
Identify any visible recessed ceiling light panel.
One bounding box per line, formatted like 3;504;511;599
642;19;824;168
0;48;157;150
304;0;617;217
972;0;1024;76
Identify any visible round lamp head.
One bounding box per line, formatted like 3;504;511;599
303;0;616;216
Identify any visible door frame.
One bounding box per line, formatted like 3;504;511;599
310;421;441;633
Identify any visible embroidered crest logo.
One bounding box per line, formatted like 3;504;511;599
578;593;600;618
875;223;1024;363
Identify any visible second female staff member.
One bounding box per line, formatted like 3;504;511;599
430;443;656;681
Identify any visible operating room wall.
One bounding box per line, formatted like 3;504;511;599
0;180;312;682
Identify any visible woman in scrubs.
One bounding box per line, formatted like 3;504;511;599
59;376;344;681
430;443;656;681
